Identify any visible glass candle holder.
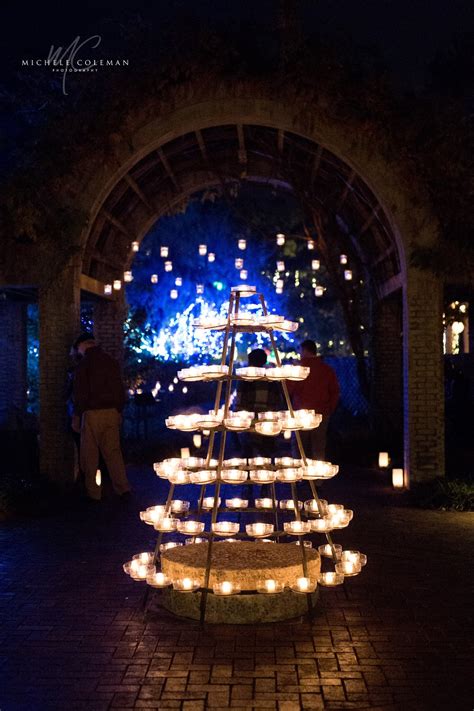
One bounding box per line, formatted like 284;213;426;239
196;413;222;429
249;470;276;483
225;498;249;509
257;412;281;422
173;578;201;592
335;560;361;577
290;577;317;593
294;540;313;548
277;468;303;482
146;571;171;588
221;469;248;484
255;498;274;509
318;543;342;559
168;471;191;485
341;550;367;567
255;420;282;436
303;461;339;479
132;552;155;564
304;499;329;516
235;367;266;380
310;517;334;532
329;510;353;529
130;563;156;581
246;522;274;538
327;503;344;514
212;581;241;596
202;497;221;510
190;470;217;485
224;414;253;431
223;457;248;468
284;521;311;535
170;500;190;514
248;456;272;466
279;499;303;510
140;505;167;525
159;541;183;552
275;456;301;467
256;579;284;594
177;520;205;535
378;452;389;468
185;537;205;545
318;572;344;587
212;521;240;536
156;517;178;532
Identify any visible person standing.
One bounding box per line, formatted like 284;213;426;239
287;339;340;459
72;333;130;501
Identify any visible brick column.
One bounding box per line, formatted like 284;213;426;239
93;290;127;364
39;259;80;485
373;295;403;451
0;298;27;426
403;268;445;483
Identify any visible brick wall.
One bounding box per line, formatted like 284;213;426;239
404;268;445;482
0;299;27;426
93;291;127;365
39;260;80;484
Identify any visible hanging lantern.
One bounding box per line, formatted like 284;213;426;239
151;274;158;284
196;284;204;294
104;284;112;295
315;286;324;297
160;246;169;258
378;452;389;468
276;287;283;295
113;280;122;291
276;279;284;289
131;241;139;253
238;239;246;250
240;269;248;280
311;259;320;271
208;253;216;263
276;233;285;246
344;270;353;281
307;240;315;250
175;277;182;286
164;261;173;272
277;261;285;272
123;271;133;283
235;258;244;269
340;254;348;265
170;289;178;299
199;244;207;256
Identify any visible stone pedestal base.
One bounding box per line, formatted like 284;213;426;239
155;587;319;624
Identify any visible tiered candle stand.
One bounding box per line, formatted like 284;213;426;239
124;285;366;623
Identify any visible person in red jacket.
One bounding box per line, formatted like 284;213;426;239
287;339;340;459
72;333;130;501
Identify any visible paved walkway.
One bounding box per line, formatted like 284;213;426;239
1;466;473;710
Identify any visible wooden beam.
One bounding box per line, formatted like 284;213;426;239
80;274;116;300
102;209;134;239
310;145;323;184
237;124;247;164
277;129;285;154
359;206;379;236
372;245;395;267
157;147;180;191
377;272;403;299
337;170;357;210
123;173;155;214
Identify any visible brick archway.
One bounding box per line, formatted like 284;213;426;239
35;83;443;485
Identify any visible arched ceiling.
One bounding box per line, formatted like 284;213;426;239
82;124;401;298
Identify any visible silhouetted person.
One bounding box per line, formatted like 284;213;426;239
287;339;339;459
72;334;130;501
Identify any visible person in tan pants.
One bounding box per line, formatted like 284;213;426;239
72;334;130;501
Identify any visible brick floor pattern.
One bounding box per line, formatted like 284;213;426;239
1;467;473;710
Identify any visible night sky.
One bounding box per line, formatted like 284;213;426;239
2;0;473;88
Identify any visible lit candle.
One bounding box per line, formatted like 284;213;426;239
221;470;248;484
123;270;133;283
255;498;273;509
283;521;311;535
132;552;154;565
341;550;367;567
335;561;361;577
249;470;276;483
174;577;200;591
213;581;240;596
378;452;389;468
180;447;190;458
95;469;101;487
256;578;283;594
318;572;344;587
246;523;274;538
226;498;248;509
160;541;183;552
156;517;178;532
318;543;342;559
254;421;282;436
277;469;303;482
113;279;122;291
212;521;240;536
177;520;205;534
344;269;353;281
193;434;202;448
279;499;303;510
392;468;405;488
202;497;221;509
307;240;315;250
276;456;301;467
304;499;328;516
147;572;171;588
340;254;347;264
170;500;190;514
291;577;316;593
310;517;333;532
248;456;271;466
190;470;217;484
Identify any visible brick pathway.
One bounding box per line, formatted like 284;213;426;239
1;466;473;710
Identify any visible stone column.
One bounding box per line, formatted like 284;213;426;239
373;295;403;452
403;267;445;483
0;298;28;426
93;290;127;364
39;259;81;485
